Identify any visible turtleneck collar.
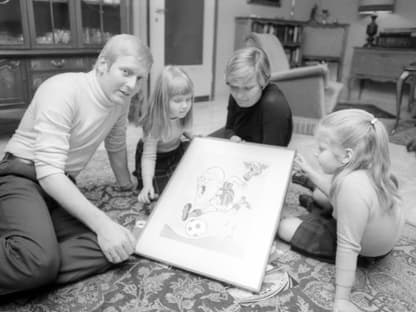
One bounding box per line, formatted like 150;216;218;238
86;70;116;110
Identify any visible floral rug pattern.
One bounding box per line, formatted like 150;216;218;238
1;180;416;312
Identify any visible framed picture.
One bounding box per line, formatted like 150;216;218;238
135;137;294;292
247;0;281;7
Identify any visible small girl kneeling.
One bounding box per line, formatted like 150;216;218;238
134;66;195;204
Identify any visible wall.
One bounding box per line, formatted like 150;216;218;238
308;0;416;102
214;0;416;105
214;0;310;97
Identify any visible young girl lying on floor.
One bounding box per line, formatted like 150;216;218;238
277;109;404;312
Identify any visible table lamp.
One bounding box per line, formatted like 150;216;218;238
358;0;395;47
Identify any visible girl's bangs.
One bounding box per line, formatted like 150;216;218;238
168;76;193;96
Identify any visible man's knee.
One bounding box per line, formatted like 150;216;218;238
27;246;60;284
0;236;60;292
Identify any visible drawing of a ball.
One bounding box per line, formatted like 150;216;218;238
185;218;207;238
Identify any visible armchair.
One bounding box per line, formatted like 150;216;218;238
245;32;343;135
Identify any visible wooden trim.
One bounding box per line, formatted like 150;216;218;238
247;0;281;7
194;95;211;103
0;49;101;57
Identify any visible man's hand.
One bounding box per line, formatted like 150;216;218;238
407;138;416;152
96;219;136;263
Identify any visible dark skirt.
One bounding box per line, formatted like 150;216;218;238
290;210;337;264
290;209;390;266
133;140;189;196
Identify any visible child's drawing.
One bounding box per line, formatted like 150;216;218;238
161;160;269;255
136;137;295;292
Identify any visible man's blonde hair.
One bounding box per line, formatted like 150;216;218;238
95;34;153;70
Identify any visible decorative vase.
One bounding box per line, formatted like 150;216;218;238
365;15;378;47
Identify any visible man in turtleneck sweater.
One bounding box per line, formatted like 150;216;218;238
0;34;153;296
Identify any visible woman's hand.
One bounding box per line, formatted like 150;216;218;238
333;299;361;312
137;185;156;204
230;135;243;143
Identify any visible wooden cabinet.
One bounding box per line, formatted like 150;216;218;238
0;59;28;110
1;0;131;50
29;55;96;93
0;0;131;111
348;47;416;99
235;17;304;67
0;0;30;49
26;0;77;49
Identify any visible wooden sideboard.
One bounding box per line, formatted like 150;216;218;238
348;47;416;99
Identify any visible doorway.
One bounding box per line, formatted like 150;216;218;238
149;0;216;100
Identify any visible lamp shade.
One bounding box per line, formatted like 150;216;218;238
358;0;395;14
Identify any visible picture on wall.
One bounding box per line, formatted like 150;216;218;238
135;137;295;292
247;0;281;7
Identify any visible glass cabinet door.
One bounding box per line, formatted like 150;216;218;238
30;0;73;46
81;0;121;45
0;0;27;47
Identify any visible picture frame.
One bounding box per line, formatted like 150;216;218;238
247;0;281;7
135;137;295;292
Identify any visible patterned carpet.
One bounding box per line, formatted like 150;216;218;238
1;146;416;311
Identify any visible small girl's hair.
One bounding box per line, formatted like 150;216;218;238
140;65;194;140
316;109;400;212
225;47;271;88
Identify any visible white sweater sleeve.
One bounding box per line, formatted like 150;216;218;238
104;107;129;152
33;79;75;179
334;173;371;291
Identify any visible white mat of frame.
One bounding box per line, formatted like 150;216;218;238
135;137;295;292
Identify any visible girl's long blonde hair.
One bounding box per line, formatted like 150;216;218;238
140;65;194;140
316;109;400;212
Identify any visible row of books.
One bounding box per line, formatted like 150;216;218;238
284;48;301;66
377;31;416;48
252;21;302;44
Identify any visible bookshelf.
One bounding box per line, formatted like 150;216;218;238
235;17;305;67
